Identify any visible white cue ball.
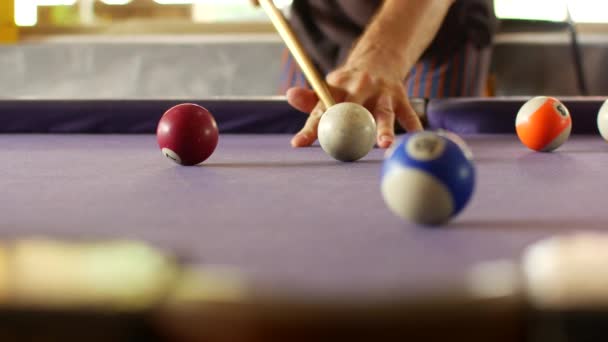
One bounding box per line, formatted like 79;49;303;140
522;232;608;309
317;102;377;162
597;99;608;141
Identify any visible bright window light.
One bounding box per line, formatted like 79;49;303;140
191;0;293;22
568;0;608;23
495;0;608;23
154;0;195;4
36;0;77;5
495;0;568;21
100;0;133;4
156;0;291;6
15;0;78;26
15;1;38;26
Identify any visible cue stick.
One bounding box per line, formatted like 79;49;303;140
258;0;336;109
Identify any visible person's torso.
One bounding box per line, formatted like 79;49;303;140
289;0;497;74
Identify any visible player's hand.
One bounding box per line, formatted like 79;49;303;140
250;0;259;6
287;67;423;149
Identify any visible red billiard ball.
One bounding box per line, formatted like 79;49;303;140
157;103;219;166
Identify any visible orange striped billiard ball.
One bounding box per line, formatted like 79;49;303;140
515;96;572;152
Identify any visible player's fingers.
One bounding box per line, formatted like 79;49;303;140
286;87;319;113
326;69;351;86
342;72;374;105
373;94;395;148
291;101;325;147
395;99;424;133
327;69;374;105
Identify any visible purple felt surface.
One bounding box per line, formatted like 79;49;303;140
0;134;606;296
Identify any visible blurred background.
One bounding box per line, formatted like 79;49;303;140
0;0;607;99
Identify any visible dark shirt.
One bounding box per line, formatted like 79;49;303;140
289;0;497;74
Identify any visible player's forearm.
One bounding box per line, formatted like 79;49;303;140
344;0;455;79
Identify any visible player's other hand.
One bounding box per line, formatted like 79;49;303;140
287;67;423;149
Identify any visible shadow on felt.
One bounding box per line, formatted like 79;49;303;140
449;218;608;231
202;159;383;168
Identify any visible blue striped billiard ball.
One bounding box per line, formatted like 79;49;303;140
381;131;475;226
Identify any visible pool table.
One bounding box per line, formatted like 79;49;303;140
0;96;607;342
